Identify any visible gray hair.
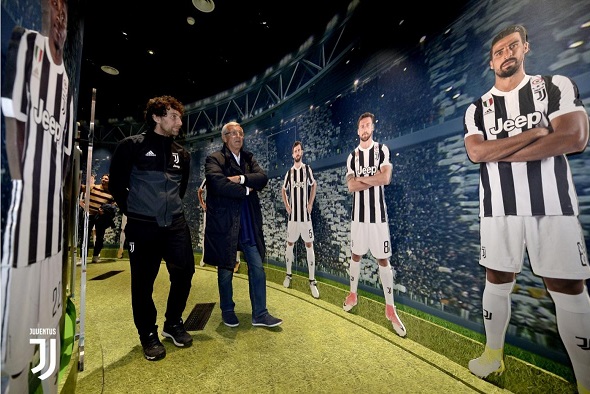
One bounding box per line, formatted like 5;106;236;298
221;121;241;137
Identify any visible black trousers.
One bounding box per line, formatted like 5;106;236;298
88;214;108;257
78;210;109;257
125;215;195;338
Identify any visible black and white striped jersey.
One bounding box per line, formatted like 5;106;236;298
282;164;316;223
464;74;585;217
1;28;74;267
346;142;391;224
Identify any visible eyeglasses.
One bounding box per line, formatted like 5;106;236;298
224;130;244;138
164;113;182;121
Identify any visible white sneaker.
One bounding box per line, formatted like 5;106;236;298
385;304;406;337
309;280;320;299
283;274;292;288
468;347;505;378
199;259;205;267
91;255;100;263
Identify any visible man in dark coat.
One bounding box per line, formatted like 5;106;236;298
204;121;282;328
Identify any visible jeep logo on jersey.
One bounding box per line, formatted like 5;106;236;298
488;112;542;135
293;181;306;188
356;166;378;176
34;98;63;142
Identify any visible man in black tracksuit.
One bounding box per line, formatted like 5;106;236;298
109;95;195;361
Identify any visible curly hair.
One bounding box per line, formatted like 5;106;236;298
144;95;184;129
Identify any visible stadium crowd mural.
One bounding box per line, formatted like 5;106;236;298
2;0;589;364
177;0;590;360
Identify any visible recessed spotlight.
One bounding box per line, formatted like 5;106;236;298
193;0;215;13
187;16;195;25
101;65;119;75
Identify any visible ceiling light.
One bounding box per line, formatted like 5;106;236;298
101;65;119;75
193;0;215;13
187;16;195;25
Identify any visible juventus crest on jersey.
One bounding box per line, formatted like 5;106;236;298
464;74;585;218
346;142;391;224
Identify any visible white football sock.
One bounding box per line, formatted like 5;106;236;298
482;280;515;350
349;259;361;294
306;245;315;280
285;244;294;275
548;288;590;390
379;264;395;305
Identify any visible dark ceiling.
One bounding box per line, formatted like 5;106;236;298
77;0;468;126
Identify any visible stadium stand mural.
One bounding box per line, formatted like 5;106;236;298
2;0;589;371
182;0;590;365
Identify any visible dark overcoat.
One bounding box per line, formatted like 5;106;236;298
203;144;268;270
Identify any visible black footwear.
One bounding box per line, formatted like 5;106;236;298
252;313;282;327
162;320;193;347
140;332;166;361
222;312;240;327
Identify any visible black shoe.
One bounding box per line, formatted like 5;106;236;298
222;311;240;327
252;313;282;327
140;332;166;361
162;320;193;347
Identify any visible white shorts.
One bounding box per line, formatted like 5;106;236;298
479;216;589;279
286;220;314;243
350;221;392;259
